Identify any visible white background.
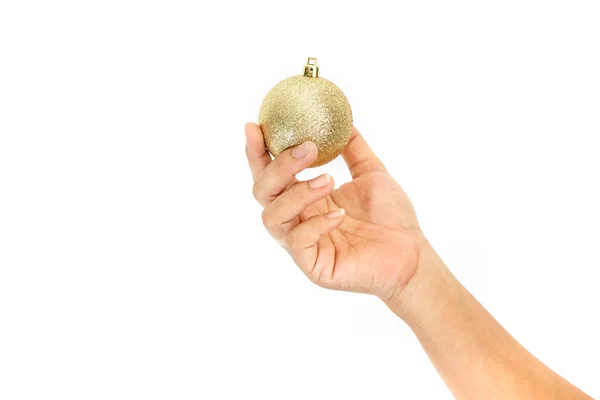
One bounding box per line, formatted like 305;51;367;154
1;1;599;399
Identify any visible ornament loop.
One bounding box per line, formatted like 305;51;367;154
303;57;319;78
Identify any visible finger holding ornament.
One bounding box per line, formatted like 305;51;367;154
252;141;318;207
244;122;272;182
262;173;335;241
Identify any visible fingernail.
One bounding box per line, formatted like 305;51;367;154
292;142;309;158
309;174;330;189
326;208;345;219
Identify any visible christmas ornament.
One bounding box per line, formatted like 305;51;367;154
259;58;353;167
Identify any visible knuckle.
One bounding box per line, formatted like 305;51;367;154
261;207;279;232
273;154;287;171
285;230;300;251
288;183;302;203
261;208;272;228
252;182;263;204
290;182;312;205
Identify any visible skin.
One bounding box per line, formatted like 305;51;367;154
245;122;592;399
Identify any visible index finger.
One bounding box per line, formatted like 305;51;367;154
245;123;272;182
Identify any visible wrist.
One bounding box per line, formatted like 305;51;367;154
383;242;455;325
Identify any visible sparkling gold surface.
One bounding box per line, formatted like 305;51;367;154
258;69;353;167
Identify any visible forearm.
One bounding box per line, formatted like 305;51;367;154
385;245;591;399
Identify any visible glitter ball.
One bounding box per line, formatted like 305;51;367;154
258;58;353;167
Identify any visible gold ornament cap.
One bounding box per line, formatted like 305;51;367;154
303;57;319;78
259;57;353;167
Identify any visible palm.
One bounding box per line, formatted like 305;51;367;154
246;123;423;300
295;171;422;299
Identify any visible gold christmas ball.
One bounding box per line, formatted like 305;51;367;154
259;58;353;167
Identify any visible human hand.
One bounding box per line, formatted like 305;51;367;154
245;123;426;300
246;122;594;400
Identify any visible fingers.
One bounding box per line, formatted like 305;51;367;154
245;123;272;182
252;141;318;207
341;126;387;178
286;209;345;275
262;174;334;241
287;208;345;250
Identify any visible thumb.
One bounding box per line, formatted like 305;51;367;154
341;127;387;178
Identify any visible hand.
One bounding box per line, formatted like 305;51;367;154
245;123;426;300
246;123;593;400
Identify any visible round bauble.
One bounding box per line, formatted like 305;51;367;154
258;58;353;167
